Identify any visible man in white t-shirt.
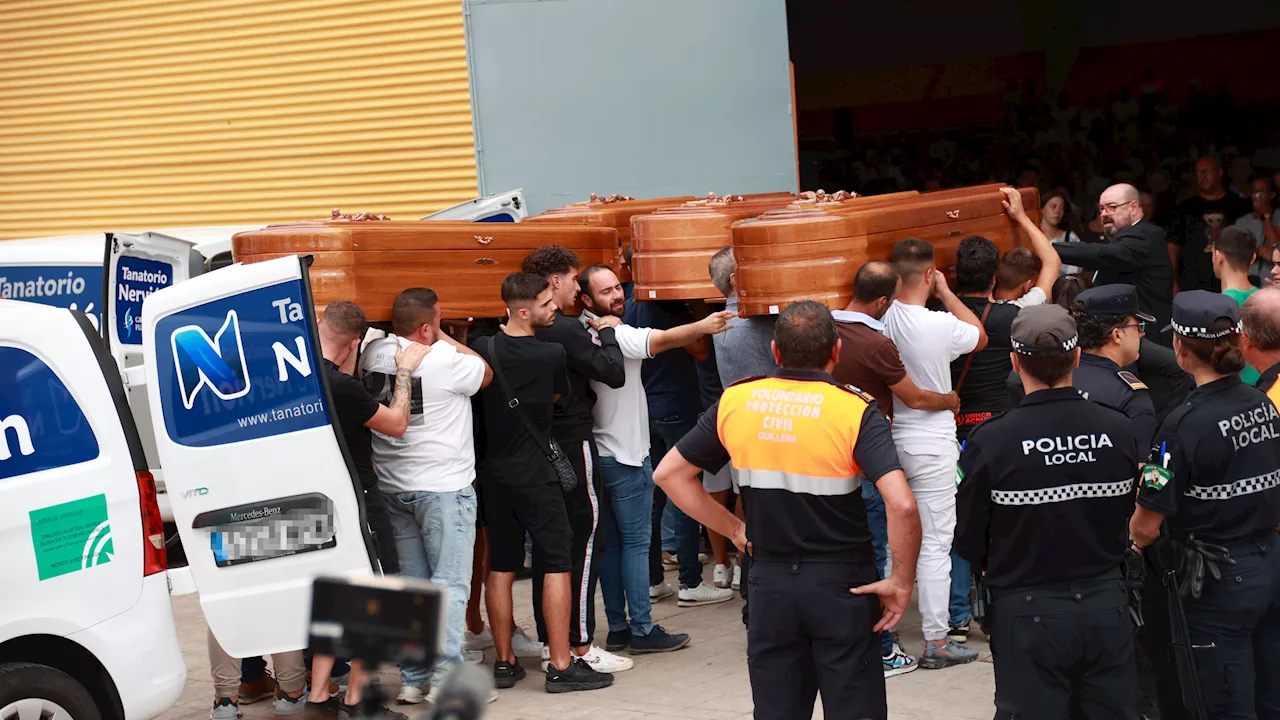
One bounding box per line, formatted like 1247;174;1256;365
359;288;492;702
575;265;732;654
882;239;987;670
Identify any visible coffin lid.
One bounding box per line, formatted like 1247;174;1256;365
231;220;618;259
734;186;1033;246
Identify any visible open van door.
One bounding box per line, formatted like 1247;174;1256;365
141;255;375;657
420;189;527;222
106;232;202;522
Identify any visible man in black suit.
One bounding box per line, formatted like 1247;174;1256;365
1053;183;1175;346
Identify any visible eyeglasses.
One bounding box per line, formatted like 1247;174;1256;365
1097;200;1135;215
1118;321;1146;333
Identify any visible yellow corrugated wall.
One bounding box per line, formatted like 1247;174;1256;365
0;0;478;240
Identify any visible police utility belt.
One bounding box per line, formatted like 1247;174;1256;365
1149;533;1269;601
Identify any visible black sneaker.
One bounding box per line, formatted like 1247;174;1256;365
338;702;406;720
304;696;340;715
628;625;690;654
494;660;526;689
545;657;614;693
947;621;971;643
605;628;631;651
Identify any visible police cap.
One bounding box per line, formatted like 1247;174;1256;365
1011;304;1079;355
1165;290;1242;339
1076;284;1156;323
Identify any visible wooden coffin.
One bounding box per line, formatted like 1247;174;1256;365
522;195;698;282
732;185;1041;316
231;220;619;321
630;194;801;301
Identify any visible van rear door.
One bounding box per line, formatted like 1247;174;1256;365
106;231;200;521
141;255;375;657
420;189;527;222
0;303;152;637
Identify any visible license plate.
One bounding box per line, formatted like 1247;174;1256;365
210;508;336;567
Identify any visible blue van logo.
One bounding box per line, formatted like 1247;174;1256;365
0;346;99;480
154;280;328;448
171;310;251;410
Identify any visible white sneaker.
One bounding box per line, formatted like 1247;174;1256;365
463;626;494;651
511;626;544;659
731;561;742;590
541;645;634;673
661;551;679;569
649;581;676;601
462;649;485;664
713;563;732;588
678;582;735;607
397;686;426;704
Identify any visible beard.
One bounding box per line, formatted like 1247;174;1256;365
1102;220;1118;239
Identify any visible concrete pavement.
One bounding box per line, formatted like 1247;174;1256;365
158;566;996;720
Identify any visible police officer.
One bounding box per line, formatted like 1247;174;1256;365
1129;291;1280;720
955;304;1141;720
1071;284;1160;451
1005;284;1159;450
653;301;922;720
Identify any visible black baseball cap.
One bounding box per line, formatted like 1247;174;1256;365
1011;304;1079;355
1164;290;1242;339
1076;284;1156;323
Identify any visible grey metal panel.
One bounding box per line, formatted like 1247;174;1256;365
464;0;796;214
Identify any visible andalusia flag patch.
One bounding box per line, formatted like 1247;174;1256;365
956;466;965;487
1141;463;1171;491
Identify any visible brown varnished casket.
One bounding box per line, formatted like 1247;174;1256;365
732;185;1040;316
630;193;800;301
521;195;699;282
231;219;619;321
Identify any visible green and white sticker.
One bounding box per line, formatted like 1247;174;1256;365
29;494;113;581
1141;464;1172;492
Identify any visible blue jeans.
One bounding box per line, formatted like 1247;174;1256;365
950;551;972;626
384;486;477;688
599;456;655;636
649;414;702;589
861;477;894;656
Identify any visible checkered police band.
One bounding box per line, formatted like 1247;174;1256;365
1170;319;1243;339
991;478;1134;505
1184;469;1280;501
1011;334;1079;356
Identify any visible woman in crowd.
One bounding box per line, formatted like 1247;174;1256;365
1039;190;1085;275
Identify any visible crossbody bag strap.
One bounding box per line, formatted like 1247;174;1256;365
485;335;554;457
955;300;995;395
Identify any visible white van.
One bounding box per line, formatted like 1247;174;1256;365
0;302;187;720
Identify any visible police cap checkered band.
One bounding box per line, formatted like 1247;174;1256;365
1011;304;1078;355
1164;290;1242;339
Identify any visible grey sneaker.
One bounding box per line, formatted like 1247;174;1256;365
272;688;305;716
211;698;240;720
919;639;978;669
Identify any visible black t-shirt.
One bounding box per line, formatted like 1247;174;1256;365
1172;194;1252;291
955;388;1138;590
950;297;1020;433
322;359;380;490
534;310;625;442
471;333;571;486
1137;376;1280;543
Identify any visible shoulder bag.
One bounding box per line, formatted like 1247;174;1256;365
484;335;578;492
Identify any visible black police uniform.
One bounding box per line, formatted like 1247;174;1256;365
956;304;1141;720
1135;291;1280;719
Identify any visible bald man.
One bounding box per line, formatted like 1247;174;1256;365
1053;183;1175;346
1242;287;1280;407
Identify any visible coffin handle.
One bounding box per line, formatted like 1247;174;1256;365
475;235;493;245
475;258;497;265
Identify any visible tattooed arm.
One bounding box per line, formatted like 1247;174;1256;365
366;342;430;437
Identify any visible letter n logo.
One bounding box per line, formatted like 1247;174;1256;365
171;310;251;410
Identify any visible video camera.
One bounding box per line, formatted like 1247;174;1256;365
309;575;491;720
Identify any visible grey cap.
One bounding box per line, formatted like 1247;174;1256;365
1011;304;1079;355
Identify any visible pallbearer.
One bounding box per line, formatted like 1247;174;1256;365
1130;291;1280;719
652;301;922;720
955;304;1142;720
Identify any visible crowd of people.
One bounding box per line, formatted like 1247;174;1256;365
199;94;1280;716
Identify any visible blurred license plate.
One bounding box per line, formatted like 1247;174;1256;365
210;508;336;567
